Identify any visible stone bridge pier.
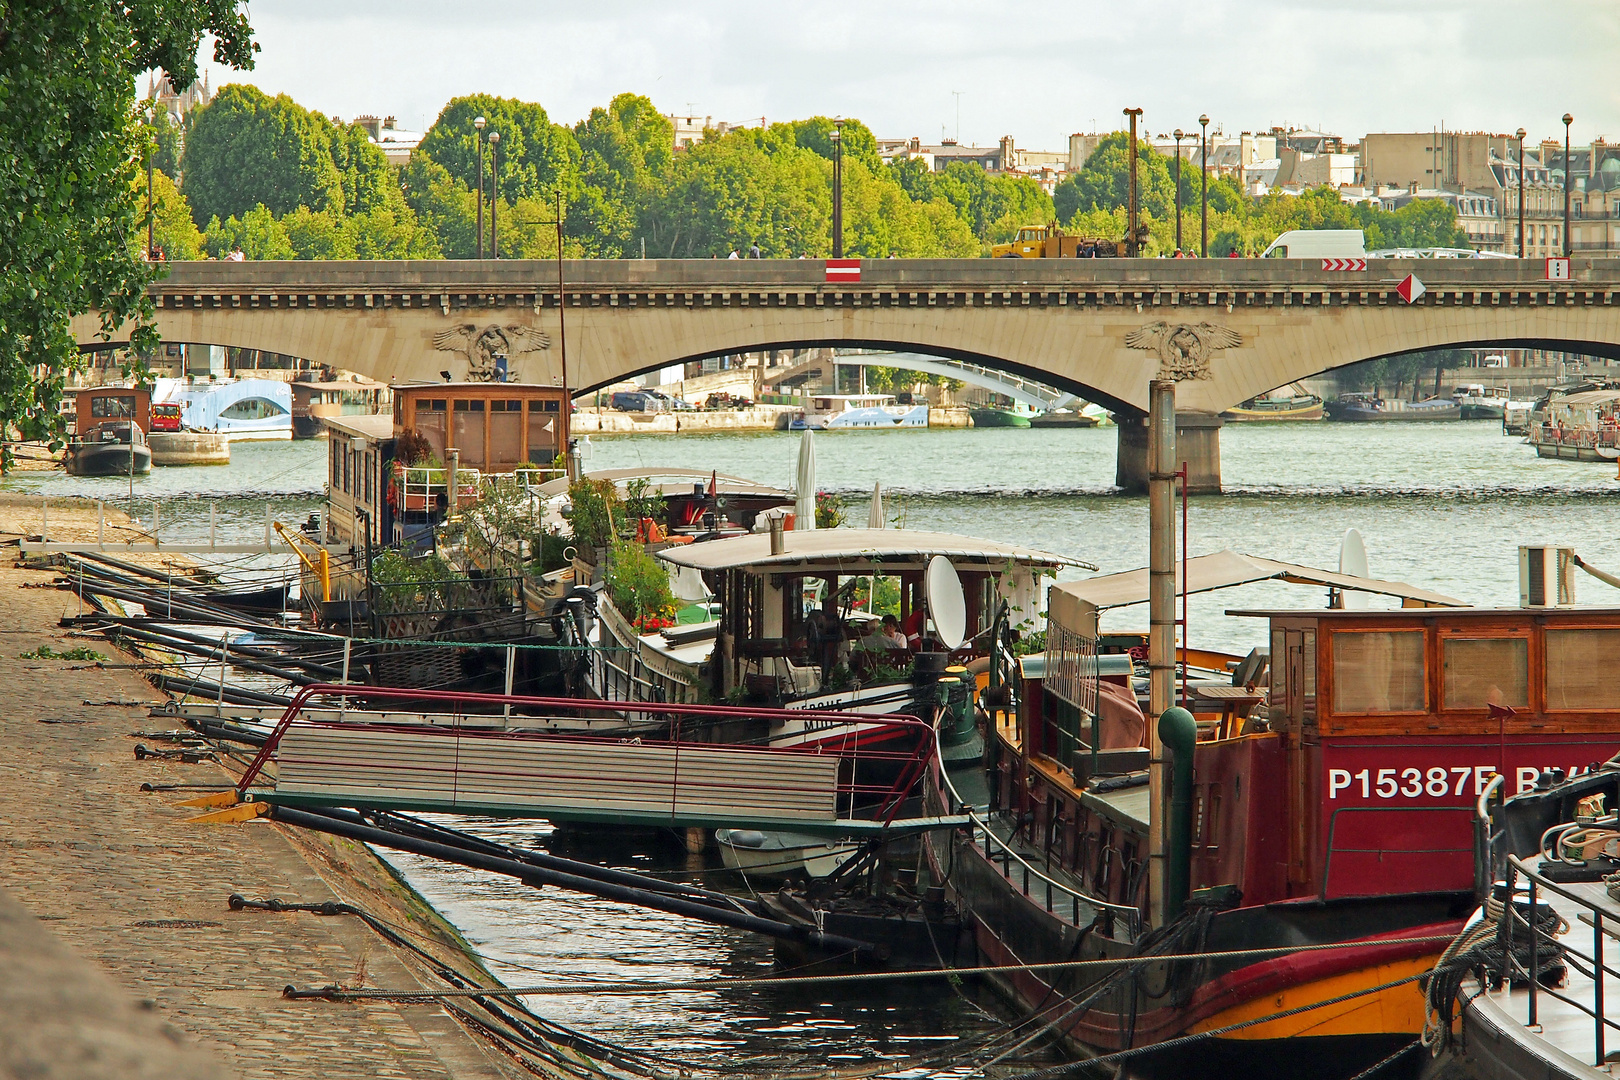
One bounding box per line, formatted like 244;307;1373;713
1114;411;1224;495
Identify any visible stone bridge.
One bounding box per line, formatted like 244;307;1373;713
72;258;1620;490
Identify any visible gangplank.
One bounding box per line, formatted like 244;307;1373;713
205;685;970;837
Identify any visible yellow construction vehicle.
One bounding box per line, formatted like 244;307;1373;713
990;225;1121;259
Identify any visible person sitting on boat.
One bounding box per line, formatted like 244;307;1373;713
877;614;907;649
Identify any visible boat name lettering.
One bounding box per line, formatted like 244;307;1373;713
1327;764;1589;801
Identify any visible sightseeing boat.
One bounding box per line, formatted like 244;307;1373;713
922;547;1620;1079
1527;388;1620;461
1221;384;1324;422
790;393;929;430
152;376;294;440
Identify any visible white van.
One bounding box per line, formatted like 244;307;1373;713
1259;229;1367;259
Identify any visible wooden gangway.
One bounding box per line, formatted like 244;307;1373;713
229;685;962;837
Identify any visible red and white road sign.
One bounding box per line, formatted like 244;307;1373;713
1396;274;1426;304
1546;257;1572;281
825;259;861;283
1322;258;1366;271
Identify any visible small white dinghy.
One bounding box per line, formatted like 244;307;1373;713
714;829;861;880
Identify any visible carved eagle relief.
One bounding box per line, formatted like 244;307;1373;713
431;323;552;381
1125;322;1242;381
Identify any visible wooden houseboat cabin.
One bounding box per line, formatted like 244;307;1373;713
290;377;392;439
325;382;570;549
73;386;150;437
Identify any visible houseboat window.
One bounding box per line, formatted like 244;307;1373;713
1332;630;1425;713
415;400;448;457
363;451;374;505
453;401;486;466
1441;637;1528;709
527;411;557;466
329;440;339;488
1545;628;1620;709
342;445;352;494
426;399;446;411
90;394;136;418
490;401;522;465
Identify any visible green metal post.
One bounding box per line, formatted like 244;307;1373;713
1158;705;1197;921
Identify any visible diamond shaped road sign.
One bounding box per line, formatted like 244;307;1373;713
1396;274;1426;304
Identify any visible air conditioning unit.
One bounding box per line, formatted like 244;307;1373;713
1520;545;1576;607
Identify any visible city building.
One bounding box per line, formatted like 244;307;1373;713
144;72;211;124
666;114;759;150
350;115;423;167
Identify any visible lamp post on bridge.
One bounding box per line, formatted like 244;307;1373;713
1199;114;1209;258
831;119;845;259
1516;128;1527;259
489;131;501;259
1563;113;1574;259
1172;129;1184;254
474;115;487;259
1124;108;1142;257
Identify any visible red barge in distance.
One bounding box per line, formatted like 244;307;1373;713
926;551;1620;1080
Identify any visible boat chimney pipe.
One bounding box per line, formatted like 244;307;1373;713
1158;706;1197;922
769;512;786;556
445;448;460;515
1147;378;1177;928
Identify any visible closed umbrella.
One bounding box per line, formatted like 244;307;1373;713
795;428;816;530
867;481;884;529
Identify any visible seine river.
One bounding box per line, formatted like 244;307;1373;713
8;419;1620;1072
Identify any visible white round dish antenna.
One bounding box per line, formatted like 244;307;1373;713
1338;528;1369;610
926;555;968;651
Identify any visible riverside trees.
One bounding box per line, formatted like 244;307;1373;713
0;0;256;462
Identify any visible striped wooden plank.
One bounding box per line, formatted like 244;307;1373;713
274;726;840;821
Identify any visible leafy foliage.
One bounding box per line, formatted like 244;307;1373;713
565;477;620;553
0;0;255;467
606;538;677;627
19;644;107;662
815;490;847;530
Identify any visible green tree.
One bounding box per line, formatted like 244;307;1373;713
181;84;345;225
204;204;294;259
416;95;578;205
144;169;205;260
0;0;255;464
329;122;404;217
571;93;673;257
146;109;184;177
886;155;934;202
400;155;480;258
643;129;828;257
280;206;355;259
789;117;882;171
932;162;1055;243
1060;132;1188;222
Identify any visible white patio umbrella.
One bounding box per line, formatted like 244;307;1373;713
795;428;816;530
867;481;884;529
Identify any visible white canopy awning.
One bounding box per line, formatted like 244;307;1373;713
1049;549;1467;633
656;528;1090;574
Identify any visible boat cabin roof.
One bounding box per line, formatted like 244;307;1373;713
324;414;394;441
531;467;789;500
656;528;1090;574
1555;390;1620;406
1050;549;1465;628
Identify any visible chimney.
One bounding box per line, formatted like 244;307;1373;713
769;513;786;555
1409;180;1419;194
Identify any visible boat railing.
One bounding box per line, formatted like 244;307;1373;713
394;464;484;513
935;740;1142;940
1500;853;1620;1068
236;684;937;827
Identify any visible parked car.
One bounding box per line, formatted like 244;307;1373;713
610;391;655;412
643;389;694;411
706;391;754;410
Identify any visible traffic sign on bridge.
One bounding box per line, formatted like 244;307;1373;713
1321;258;1366;271
825;259;861;283
1396;274;1426;304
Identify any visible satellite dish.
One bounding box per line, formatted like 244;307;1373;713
925;555;968;651
1338;528;1369;610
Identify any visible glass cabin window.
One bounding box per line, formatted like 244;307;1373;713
1546;628;1620;709
1442;637;1529;709
1332;630;1426;713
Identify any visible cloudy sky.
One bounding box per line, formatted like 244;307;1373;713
213;1;1618;148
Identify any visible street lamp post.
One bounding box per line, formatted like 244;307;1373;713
473;115;487;259
831;119;844;259
1172;129;1184;254
1199;114;1210;258
1516;127;1527;258
1124;108;1142;256
489;131;501;259
1563;113;1574;258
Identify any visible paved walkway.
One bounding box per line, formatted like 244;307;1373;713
0;537;528;1079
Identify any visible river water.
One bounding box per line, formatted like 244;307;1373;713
8;420;1620;1072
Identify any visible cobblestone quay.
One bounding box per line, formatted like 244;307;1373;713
0;495;528;1079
